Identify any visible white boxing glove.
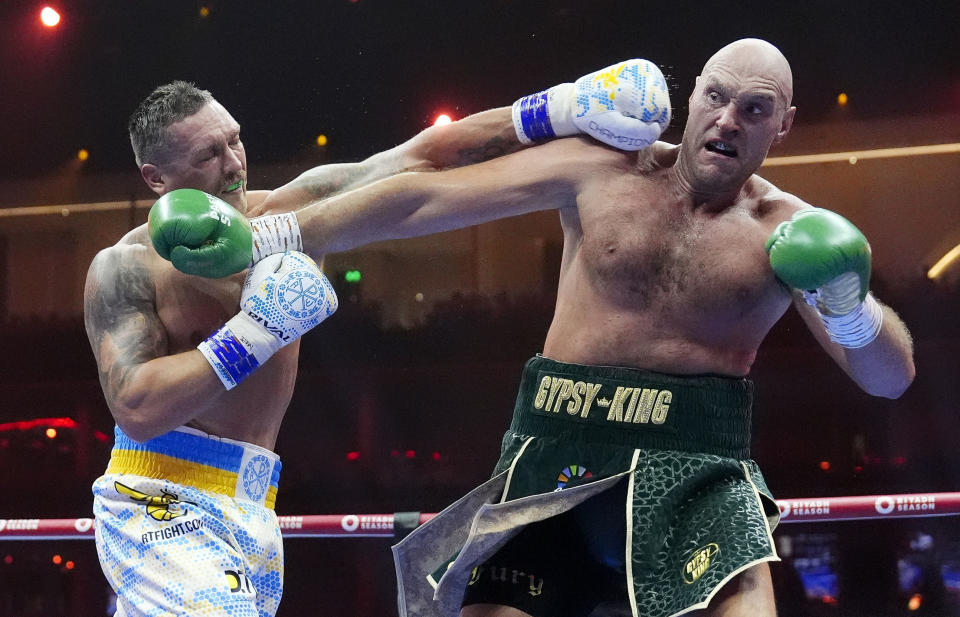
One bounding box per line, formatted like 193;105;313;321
512;59;672;151
198;251;338;389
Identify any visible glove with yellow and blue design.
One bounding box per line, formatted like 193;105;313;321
197;251;338;389
766;208;883;348
512;59;671;151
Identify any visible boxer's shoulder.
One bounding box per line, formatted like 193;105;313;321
745;176;808;223
86;225;161;297
107;222;151;251
110;226;163;267
630;140;678;174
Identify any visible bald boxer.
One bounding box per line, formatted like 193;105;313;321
160;40;914;617
84;64;667;617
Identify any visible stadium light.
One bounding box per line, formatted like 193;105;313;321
40;6;61;27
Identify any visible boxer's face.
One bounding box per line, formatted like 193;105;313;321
148;101;249;213
679;43;795;192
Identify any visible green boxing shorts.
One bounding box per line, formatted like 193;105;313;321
393;355;780;617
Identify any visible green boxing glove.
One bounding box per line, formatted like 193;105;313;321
149;189;253;278
766;208;883;348
149;189;303;278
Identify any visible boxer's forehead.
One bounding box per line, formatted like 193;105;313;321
162;102;241;160
701;39;793;107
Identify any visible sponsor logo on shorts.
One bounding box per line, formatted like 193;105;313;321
225;569;255;594
468;564;543;597
114;481;195;522
554;464;593;491
140;518;205;544
682;543;720;584
242;454;272;501
532;374;673;426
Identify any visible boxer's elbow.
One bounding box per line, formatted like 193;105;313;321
112;414;159;444
886;366;916;399
862;364;916;399
108;395;165;443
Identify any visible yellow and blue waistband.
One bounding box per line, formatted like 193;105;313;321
106;426;281;509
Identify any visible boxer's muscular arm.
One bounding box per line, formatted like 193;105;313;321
766;205;916;399
151;59;671;278
295;137;592;255
793;293;915;399
83;246;225;442
257;108;520;214
269;56;669;212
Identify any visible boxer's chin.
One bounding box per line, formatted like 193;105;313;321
230;192;249;215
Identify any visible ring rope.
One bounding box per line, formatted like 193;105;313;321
2;491;956;541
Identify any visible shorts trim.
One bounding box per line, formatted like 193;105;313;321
741;461;779;548
500;436;535;504
105;426;281;508
625;448;642;617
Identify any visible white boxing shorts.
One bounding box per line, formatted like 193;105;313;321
92;426;283;617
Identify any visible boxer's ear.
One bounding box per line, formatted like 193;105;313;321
141;164;165;195
774;106;796;144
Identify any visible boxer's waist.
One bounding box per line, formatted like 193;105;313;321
510;355;754;459
106;426;281;509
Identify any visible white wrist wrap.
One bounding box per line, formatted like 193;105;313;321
815;271;862;315
249;213;303;266
811;293;884;349
197;312;281;390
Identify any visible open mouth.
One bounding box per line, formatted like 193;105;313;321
705;141;737;158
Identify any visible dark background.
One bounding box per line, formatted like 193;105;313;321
1;1;959;616
0;0;956;182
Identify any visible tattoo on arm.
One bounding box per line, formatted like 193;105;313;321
84;250;166;405
453;136;524;167
295;164;381;201
288;132;523;204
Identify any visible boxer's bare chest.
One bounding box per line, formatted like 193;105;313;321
153;264;245;352
150;252;298;443
150;254;299;377
574;173;780;317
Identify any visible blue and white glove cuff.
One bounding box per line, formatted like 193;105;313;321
813;292;884;349
512;84;575;144
249;212;303;267
198;313;281;390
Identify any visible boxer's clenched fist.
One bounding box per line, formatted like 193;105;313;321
149;189;302;278
197;251;338;389
512;59;671;151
